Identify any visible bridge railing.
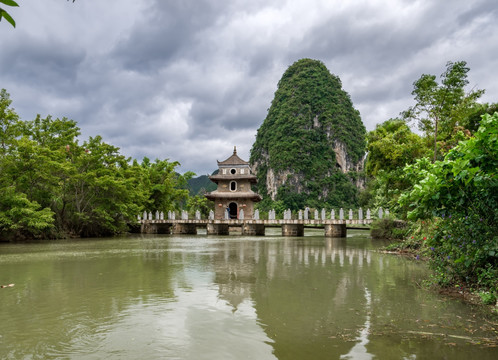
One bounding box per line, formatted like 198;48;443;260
137;207;390;222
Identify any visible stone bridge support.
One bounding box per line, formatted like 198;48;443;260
324;224;347;238
173;223;197;235
282;224;304;236
207;223;229;235
242;223;265;236
141;222;172;234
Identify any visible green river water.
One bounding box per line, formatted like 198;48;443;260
0;229;496;359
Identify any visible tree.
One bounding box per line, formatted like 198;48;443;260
0;1;75;28
399;113;498;290
0;0;18;28
186;195;212;217
0;89;20;153
0;90;56;240
402;61;484;161
0;186;54;240
366;119;429;176
0;88;202;239
363;119;430;211
136;157;194;213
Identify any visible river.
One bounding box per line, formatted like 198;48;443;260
0;229;496;359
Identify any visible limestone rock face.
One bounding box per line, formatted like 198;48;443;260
250;59;366;207
333;140;365;173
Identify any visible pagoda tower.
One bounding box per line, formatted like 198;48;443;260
205;146;262;219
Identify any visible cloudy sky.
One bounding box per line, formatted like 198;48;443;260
1;0;496;175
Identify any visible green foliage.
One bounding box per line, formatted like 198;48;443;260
0;89;195;240
478;291;497;305
463;102;498;133
366;119;429;176
364;119;431;212
136;157;193;214
0;186;54;240
370;219;408;241
399;113;498;292
186;195;213;217
0;0;19;28
250;58;366;210
402;61;484;161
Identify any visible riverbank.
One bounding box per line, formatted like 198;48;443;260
379;245;498;315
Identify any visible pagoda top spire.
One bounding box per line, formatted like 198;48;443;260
217;146;248;166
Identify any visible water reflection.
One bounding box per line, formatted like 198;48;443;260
0;234;496;359
340;288;372;360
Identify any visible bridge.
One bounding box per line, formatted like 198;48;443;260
138;208;388;238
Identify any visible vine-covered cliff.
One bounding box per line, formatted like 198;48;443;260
250;59;366;209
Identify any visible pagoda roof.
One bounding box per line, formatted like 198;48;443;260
205;191;262;202
217;146;249;166
209;174;257;183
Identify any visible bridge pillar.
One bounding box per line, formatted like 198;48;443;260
207;223;229;235
282;224;304;237
242;223;265;236
172;223;197;235
324;224;347;237
141;222;172;234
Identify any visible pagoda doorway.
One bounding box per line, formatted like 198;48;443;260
229;202;238;219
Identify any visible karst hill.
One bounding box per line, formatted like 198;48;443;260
250;58;366;210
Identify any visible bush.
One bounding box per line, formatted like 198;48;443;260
370;219;408;240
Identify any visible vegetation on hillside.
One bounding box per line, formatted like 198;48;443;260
187;173;217;196
250;58;366;210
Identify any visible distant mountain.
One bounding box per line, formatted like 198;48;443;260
187;171;218;196
250;58;366;210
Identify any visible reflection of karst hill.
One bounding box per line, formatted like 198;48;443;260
207;236;425;359
211;238;374;311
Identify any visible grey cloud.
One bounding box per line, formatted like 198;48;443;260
1;0;496;175
1;34;85;91
111;0;226;72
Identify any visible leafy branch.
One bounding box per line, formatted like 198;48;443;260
0;0;19;28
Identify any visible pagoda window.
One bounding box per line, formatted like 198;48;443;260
230;168;236;174
240;168;245;174
230;181;237;191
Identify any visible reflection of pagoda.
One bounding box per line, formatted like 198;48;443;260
205;146;262;219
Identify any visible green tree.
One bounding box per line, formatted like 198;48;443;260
0;90;56;240
363;119;429;211
462;102;498;133
62;136;142;236
0;186;54;240
366;119;428;176
186;195;212;217
399;113;498;290
0;88;202;239
136;158;194;213
0;0;18;27
402;61;484;161
0;89;21;153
